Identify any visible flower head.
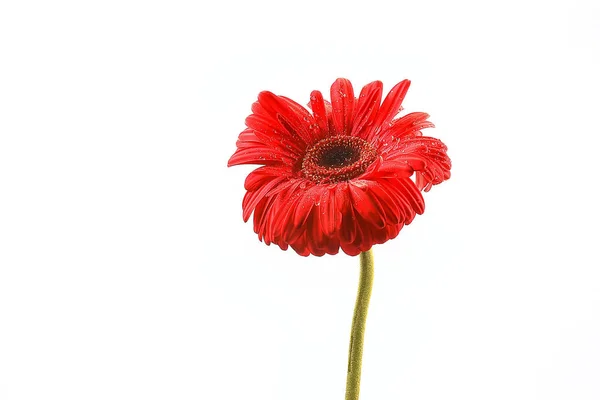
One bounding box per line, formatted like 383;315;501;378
228;78;451;256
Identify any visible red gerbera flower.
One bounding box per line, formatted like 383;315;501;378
228;78;451;257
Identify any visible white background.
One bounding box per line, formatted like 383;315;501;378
1;1;599;399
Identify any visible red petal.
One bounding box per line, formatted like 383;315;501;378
280;95;320;144
384;136;451;191
378;179;415;223
270;180;303;239
318;186;341;236
241;175;287;222
371;80;411;139
227;108;306;167
309;90;330;141
245;114;305;155
289;233;311;257
396;178;425;215
244;166;289;191
228;123;300;167
364;181;402;225
340;241;362;257
351;213;372;254
228;146;294;167
380;112;434;141
348;181;386;229
254;194;276;242
306;207;328;256
258;91;315;145
293;185;319;228
364;159;414;179
352;81;383;139
335;183;356;244
330;78;355;135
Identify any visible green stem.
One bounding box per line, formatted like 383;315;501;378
345;249;374;400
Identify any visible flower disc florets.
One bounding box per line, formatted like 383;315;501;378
302;136;378;183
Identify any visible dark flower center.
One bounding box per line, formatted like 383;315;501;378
319;145;359;167
302;136;378;183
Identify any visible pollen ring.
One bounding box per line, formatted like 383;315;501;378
301;136;378;183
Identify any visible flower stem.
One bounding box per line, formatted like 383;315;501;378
345;249;374;400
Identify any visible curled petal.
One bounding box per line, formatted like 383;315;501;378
384;136;451;191
363;158;414;180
